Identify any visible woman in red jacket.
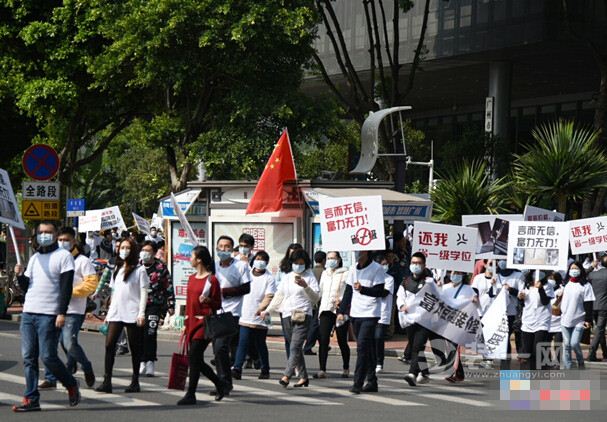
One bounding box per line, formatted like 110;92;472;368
177;246;224;405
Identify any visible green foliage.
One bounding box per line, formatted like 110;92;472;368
512;120;607;214
431;160;509;224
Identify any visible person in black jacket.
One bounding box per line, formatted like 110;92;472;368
588;255;607;361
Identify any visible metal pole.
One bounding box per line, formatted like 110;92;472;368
8;226;21;266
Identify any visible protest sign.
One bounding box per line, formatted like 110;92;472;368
568;216;607;255
481;289;509;359
407;281;481;345
319;195;385;251
161;189;201;220
78;210;102;233
171;192;198;246
0;168;24;230
412;222;478;273
462;214;522;259
523;205;565;222
507;221;569;270
171;221;207;300
99;206;127;232
132;212;151;234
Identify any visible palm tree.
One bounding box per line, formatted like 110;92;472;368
431;160;509;224
512;120;607;215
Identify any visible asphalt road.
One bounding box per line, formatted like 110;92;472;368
0;320;606;421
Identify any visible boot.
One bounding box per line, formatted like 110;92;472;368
124;375;140;393
95;376;112;393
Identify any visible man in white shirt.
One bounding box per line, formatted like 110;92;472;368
13;222;81;412
213;235;252;394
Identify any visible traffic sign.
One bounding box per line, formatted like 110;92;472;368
22;144;60;181
22;181;60;201
22;200;60;220
67;198;86;217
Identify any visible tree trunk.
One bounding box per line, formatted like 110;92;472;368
557;194;568;216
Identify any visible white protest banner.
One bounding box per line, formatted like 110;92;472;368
0;168;24;230
481;289;509;359
407;281;481;345
412;221;478;273
132;212;151;234
461;214;523;259
507;221;569;271
161;189;201;220
78;210;102;233
568;216;607;255
319;195;385;251
151;213;163;230
99;206;127;232
171;192;198;246
523;205;565;222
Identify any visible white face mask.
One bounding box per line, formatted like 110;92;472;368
451;274;463;285
326;259;338;269
547;279;556;287
410;264;423;275
57;240;72;251
37;233;55;247
292;263;305;274
253;260;267;271
382;264;390;272
497;260;507;270
119;249;131;260
569;269;581;278
140;251;153;262
240;246;251;256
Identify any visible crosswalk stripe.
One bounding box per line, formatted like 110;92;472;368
414;393;492;407
115;367;169;378
0;392;64;410
108;376;236;402
353;377;488;395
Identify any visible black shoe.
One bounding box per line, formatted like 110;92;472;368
12;398;41;412
362;383;378;393
209;384;231;397
38;380;57;389
67;382;81;407
214;384;225;402
588;355;601;362
294;379;309;388
117;348;129;356
210;359;216;366
84;370;96;388
231;368;242;380
124;382;141;393
177;394;197;406
95;380;112;394
349;385;362;394
404;373;417;387
304;350;316;356
279;377;289;388
258;372;270;380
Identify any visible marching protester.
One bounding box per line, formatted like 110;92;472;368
471;260;496;316
337;250;388;394
232;251;276;379
263;249;320;388
275;243;304;357
144;227;163;244
98;230;115;260
375;253;394;373
214;235;252;395
139;241;175;377
316;251;350;379
494;260;525;369
547;272;564;367
396;276;417;365
40;227;99;389
178;246;224;405
559;262;595;369
13;222;81;412
96;238;149;393
588;254;607;361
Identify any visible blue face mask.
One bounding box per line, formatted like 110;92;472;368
292;264;305;274
216;250;232;261
253;260;267;271
451;274;463;285
37;233;55;247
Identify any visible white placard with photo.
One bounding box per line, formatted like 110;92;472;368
507;221;569;271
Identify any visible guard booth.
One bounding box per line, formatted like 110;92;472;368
161;180;432;314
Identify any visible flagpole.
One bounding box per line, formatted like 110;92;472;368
8;226;22;266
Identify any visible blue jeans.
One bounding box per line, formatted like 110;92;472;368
20;313;77;401
45;314;92;382
562;325;585;369
233;326;270;372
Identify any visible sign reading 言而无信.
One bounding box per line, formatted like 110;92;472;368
568;216;607;255
319;195;385;251
507;221;569;271
412;222;478;273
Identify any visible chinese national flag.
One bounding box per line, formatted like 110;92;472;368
246;130;297;214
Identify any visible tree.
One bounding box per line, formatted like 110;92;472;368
91;0;318;191
431;160;509;225
512;120;607;216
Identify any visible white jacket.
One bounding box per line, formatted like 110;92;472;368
318;267;349;314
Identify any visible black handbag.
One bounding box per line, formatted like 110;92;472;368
85;298;97;313
205;310;239;340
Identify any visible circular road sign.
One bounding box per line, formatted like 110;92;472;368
22;144;60;181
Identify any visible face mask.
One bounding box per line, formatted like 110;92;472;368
57;240;72;251
547;279;556;287
119;249;130;260
353;251;361;261
140;251;153;262
583;262;592;270
216;250;232;261
569;269;581;278
382;264;390;272
253;260;267;271
326;259;338;269
292;264;305;274
240;246;251;256
37;233;55;247
410;264;423;275
497;261;507;270
150;231;157;237
451;274;463;285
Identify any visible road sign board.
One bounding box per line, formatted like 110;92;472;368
67;198;86;217
22;200;60;220
22;181;60;201
22;144;60;181
485;97;494;134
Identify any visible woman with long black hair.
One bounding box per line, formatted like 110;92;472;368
274;243;303;358
96;238;149;393
177;246;224;405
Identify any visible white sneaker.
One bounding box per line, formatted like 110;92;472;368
416;373;430;384
145;361;155;377
375;365;383;373
139;362;146;375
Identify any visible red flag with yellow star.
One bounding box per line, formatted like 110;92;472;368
246;130;297;214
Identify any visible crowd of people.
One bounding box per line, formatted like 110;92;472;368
8;221;607;412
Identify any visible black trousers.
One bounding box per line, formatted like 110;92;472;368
141;305;161;362
188;338;221;395
521;330;549;370
212;316;239;388
590;310;607;358
352;317;378;388
104;322;142;382
408;323;431;376
403;325;414;360
304;307;320;353
318;311;350;371
374;323;388;366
